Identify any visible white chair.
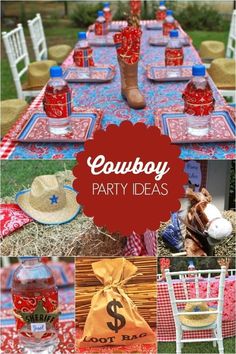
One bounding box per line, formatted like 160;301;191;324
2;24;40;100
200;10;236;68
165;267;226;354
218;9;236;101
28;13;72;64
226;10;236;59
2;24;56;100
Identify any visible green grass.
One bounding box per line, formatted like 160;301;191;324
1;28;229;100
187;30;228;50
0;160;76;197
158;337;235;353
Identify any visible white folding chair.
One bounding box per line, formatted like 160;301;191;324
218;10;236;101
27;13;48;61
226;10;236;59
165;267;226;354
2;24;41;100
28;13;72;63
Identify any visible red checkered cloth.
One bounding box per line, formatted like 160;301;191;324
124;230;157;256
0;88;45;159
157;276;236;341
0;204;33;238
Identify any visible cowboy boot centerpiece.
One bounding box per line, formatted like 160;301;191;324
130;0;142;17
113;20;146;109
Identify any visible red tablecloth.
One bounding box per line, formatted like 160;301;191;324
157;275;236;341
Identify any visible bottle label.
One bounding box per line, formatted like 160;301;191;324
165;48;184;66
73;47;95;67
43;90;72;118
156;10;166;21
183;82;214;116
31;323;46;332
163;22;176;36
104;11;112;23
12;288;60;339
95;22;108;36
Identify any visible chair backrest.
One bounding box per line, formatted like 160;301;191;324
2;24;30;99
226;10;236;58
165;267;226;329
28;13;48;61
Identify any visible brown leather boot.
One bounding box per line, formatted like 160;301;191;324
118;57;146;110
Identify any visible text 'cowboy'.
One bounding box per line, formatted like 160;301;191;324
87;155;170;181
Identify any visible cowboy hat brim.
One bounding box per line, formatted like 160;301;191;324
16;185;81;225
179;308;217;328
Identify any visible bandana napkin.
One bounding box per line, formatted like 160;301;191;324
0;203;33;238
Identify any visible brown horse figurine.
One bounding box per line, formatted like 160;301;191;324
180;188;232;256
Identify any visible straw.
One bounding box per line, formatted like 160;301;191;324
1;170;125;257
75;257;157;328
157;212;236;257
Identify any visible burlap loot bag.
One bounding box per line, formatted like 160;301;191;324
79;258;155;347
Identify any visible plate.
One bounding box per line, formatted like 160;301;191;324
15;109;103;143
63;65;116;83
147;65;192;82
149;34;190;46
88;33;115;46
108;22;127;32
155;107;235;144
145;21;163;30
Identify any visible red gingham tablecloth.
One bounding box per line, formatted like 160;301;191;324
157;276;236;341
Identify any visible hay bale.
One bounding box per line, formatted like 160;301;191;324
158;212;236;257
0;170;125;257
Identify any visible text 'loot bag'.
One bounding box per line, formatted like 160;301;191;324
79;258;155;347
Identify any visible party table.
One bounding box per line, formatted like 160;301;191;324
0;21;233;160
157;275;236;341
0;262;75;353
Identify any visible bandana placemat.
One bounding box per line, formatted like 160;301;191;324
0;203;33;238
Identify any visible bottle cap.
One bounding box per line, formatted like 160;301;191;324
166;9;173;16
192;64;206;76
50;66;63;78
97;10;104;16
160;1;165;6
188;260;195;267
170;30;178;38
104;2;110;7
78;32;87;40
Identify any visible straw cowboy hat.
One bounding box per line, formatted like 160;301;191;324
179;302;217;328
1;99;28;138
48;45;72;64
16;175;80;225
22;60;57;90
208;58;236;89
199;41;225;61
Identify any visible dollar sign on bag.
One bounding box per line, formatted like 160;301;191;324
106;299;126;333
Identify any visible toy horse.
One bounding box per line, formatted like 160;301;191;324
180;188;232;256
